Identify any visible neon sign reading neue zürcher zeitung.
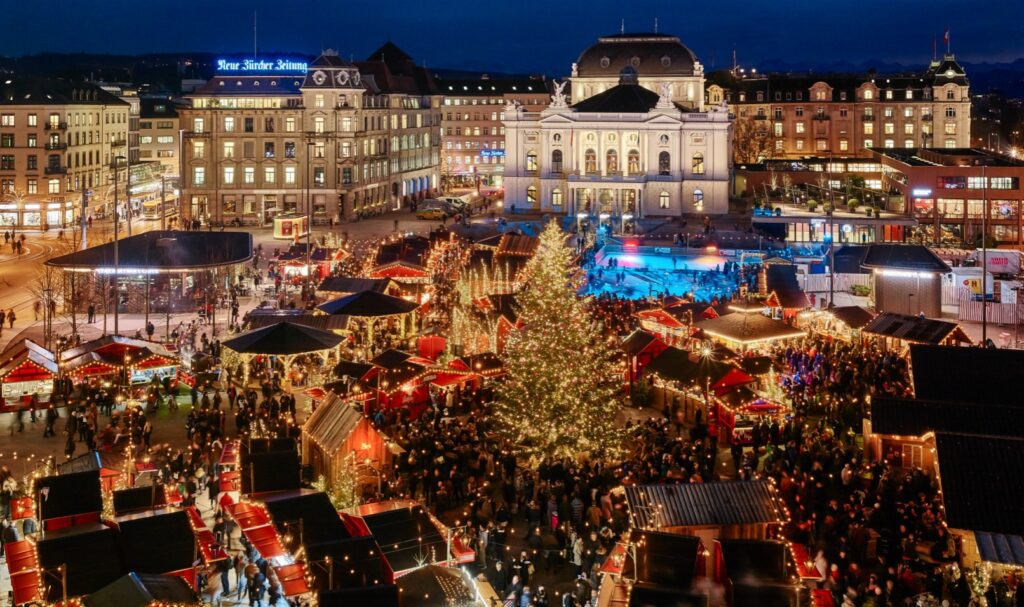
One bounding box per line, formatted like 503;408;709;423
216;58;309;72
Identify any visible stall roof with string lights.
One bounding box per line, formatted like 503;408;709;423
0;339;57;411
317;290;420;317
59;336;179;381
625;481;785;536
695;312;807;350
83;572;201;607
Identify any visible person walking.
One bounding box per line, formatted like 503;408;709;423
7;308;15;329
87;303;96;324
43;404;58;438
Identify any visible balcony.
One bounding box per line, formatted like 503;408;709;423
183;130;211;138
813;114;831;121
861;114;875;122
111;138;127;147
44;165;67;175
921;114;933;121
44;142;67;150
44;122;67;131
754;115;768;120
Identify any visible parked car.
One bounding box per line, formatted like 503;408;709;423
416;206;448;220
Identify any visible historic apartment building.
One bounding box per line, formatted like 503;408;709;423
0;78;130;230
436;76;552;188
139;98;181;175
179;44;441;226
505;33;732;218
706;56;972;161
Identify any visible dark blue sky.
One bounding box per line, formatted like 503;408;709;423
2;0;1020;74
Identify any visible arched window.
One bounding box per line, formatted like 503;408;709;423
526;186;537;205
584;149;597;174
693;188;704;208
526;151;537;172
658;151;671;175
606;149;618;173
659;191;670;209
551;149;563;173
627;149;640;175
552;188;563;206
692;152;705;175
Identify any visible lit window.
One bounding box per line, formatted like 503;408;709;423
48;178;60;194
693;188;704;208
193;141;206;159
551;189;563;206
526;151;537;172
223;166;234;184
284;166;296;184
223;142;235;158
193;167;205;185
691;153;704;175
795;122;805;134
244;167;255;183
224;116;235;132
264;167;275;183
659;191;670;209
526;186;537;204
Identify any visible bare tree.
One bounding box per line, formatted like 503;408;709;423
732;117;774;164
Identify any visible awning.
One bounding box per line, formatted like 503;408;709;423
975;531;1024;566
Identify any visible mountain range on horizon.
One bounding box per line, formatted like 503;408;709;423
2;51;1023;97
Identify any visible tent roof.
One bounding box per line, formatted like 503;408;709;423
625;481;784;529
871;396;1024;438
223;321;343;355
262;491;353;545
317;290;419;317
909;344;1023;406
862;313;965;345
318;277;395;294
935;433;1024;536
361;505;447;573
115;510;196;574
60;335;175;363
696;313;806;345
645;347;740;386
830;305;876;330
46;230;253;272
84;573;200;607
764;265;809;309
861;244;951;272
245;312;351;332
37;525;125;600
395;565;476;607
620;330;663;356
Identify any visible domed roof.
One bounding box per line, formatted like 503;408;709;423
576;33;699;77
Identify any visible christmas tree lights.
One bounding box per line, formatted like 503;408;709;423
494;222;623;466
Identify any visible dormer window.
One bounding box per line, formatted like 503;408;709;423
661;56;671;67
630;56;641;67
600;57;610;68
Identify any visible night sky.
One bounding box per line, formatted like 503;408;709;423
1;0;1020;74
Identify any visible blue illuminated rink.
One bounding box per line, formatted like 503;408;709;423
582;246;751;300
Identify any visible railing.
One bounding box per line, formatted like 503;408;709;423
861;115;875;121
44;166;67;175
44;122;67;130
183;130;211;137
921;114;933;121
44;142;67;150
813;114;831;121
111;138;127;147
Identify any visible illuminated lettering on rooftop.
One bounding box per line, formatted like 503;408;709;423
216;58;309;73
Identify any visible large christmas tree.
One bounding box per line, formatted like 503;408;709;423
495;221;623;466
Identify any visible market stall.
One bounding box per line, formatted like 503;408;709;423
0;339;57;412
222;321;344;388
273;213;309;240
302;393;401;490
317;290;420;346
712;390;792;445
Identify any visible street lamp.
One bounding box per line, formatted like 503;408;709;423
113;155;126;335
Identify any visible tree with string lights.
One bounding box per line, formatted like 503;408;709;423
494;221;623;466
